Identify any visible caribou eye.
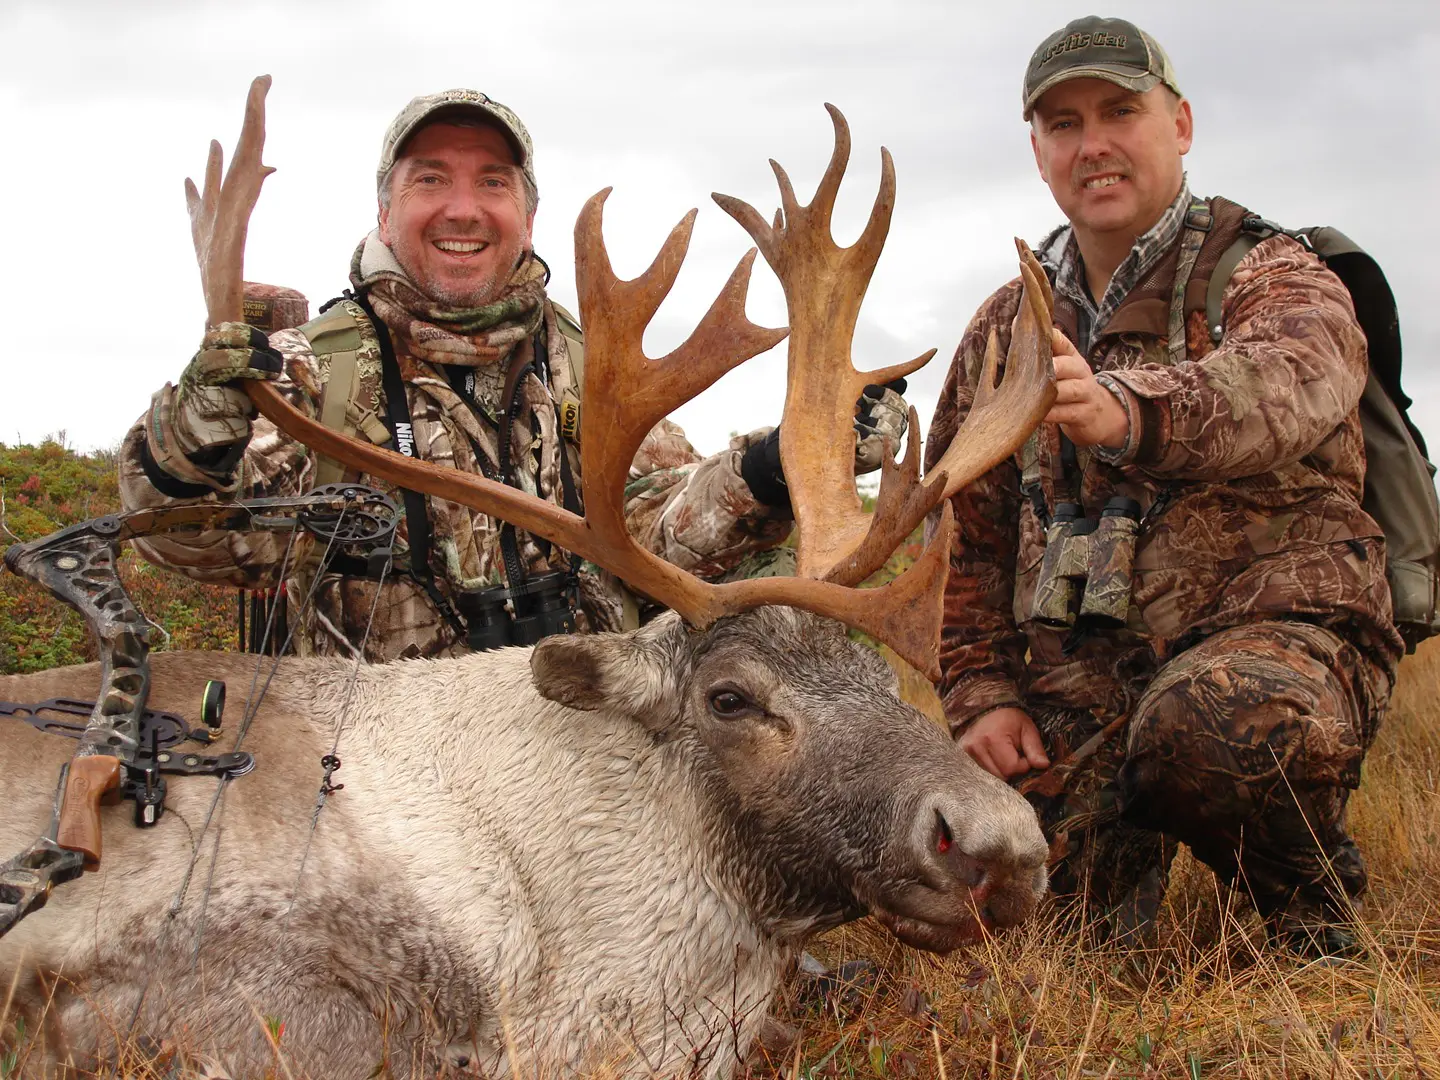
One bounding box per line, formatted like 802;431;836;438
707;688;755;719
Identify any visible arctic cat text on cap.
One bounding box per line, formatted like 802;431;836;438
1022;16;1182;120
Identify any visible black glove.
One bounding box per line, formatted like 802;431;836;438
740;425;790;510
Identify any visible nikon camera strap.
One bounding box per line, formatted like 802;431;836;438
440;354;536;616
351;291;468;638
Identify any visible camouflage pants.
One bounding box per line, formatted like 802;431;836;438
1032;621;1389;932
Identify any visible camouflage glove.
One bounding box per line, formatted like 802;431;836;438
143;322;283;494
739;378;910;509
177;322;285;445
853;378;909;475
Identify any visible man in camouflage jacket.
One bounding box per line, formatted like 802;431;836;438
121;89;905;661
925;17;1402;956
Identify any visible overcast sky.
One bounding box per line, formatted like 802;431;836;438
1;0;1436;465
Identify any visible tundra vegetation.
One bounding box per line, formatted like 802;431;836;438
3;438;1438;1077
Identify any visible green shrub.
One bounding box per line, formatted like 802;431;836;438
0;439;236;674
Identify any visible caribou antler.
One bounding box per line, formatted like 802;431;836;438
187;75;275;326
193;82;1051;679
713;105;1056;588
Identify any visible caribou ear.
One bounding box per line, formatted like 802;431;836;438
531;621;687;732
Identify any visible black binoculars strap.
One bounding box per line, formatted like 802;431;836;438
441;328;584;617
1059;433;1081;502
353;291;469;638
1021;429;1082;530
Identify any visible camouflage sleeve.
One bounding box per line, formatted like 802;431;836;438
623;420;793;580
926;283;1030;732
1101;236;1368;480
116;328;323;588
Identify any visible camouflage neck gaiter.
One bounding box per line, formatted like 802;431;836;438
349;230;547;369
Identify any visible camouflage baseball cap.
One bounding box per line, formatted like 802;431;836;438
377;89;536;195
1022;16;1182;120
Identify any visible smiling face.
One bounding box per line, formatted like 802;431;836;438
378;121;537;307
1030;78;1192;247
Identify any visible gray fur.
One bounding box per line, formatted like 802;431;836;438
0;609;1046;1078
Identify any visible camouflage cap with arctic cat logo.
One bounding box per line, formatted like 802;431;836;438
376;89;537;195
1023;16;1182;120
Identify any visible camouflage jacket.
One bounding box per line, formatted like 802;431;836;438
924;196;1403;733
119;296;791;661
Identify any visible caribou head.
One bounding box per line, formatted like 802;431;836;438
533;606;1048;949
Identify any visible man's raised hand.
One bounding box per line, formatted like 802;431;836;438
1044;328;1129;449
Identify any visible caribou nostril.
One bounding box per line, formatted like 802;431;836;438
933;809;954;854
932;809;986;889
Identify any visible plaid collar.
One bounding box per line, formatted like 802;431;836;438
1042;180;1193;352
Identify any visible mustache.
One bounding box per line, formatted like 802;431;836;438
423;221;500;243
1071;157;1132;188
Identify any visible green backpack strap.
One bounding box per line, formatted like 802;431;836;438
298;299;389;486
551;300;585;388
549;300;586;443
1205;232;1264;346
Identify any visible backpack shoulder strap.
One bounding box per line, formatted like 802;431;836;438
1165;199;1214;364
550;299;585;390
1205;222;1410;428
1205;229;1266;346
298;298;390;485
548;300;585;443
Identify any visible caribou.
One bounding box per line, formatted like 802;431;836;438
0;78;1056;1078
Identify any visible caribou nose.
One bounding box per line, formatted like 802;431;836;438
922;797;1049;929
929;808;987;889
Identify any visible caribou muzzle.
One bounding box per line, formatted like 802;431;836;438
872;789;1048;953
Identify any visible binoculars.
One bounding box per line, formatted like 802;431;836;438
1030;496;1142;632
454;570;577;651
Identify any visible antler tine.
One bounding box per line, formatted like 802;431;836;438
852;146;897;290
712;190;779;266
823;404;949;588
924;239;1057;503
809;102;851;233
573;187;786;556
768;159;801;232
577;188;697;332
712;104;931;580
186;75;275;328
183;140;222;296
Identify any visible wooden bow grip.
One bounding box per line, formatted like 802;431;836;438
56;755;122;870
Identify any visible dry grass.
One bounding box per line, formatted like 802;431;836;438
5;646;1438;1079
